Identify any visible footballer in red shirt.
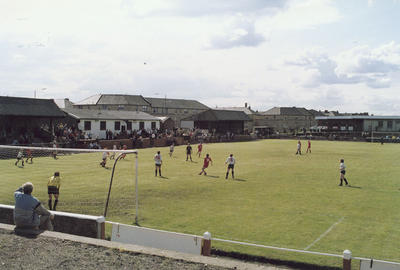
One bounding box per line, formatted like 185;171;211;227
199;153;212;175
197;142;203;157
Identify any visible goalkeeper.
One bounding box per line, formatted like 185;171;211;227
48;172;62;210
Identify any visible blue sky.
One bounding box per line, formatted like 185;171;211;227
0;0;399;114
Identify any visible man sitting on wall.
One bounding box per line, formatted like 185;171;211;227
14;182;54;231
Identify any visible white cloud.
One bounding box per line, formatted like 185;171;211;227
286;42;400;88
206;15;265;49
258;0;341;31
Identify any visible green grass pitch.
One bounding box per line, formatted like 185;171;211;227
1;139;400;268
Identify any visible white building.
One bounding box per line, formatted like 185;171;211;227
64;108;160;139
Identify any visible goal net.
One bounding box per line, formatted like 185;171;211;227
0;145;138;222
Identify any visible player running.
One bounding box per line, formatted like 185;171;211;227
306;140;311;153
199;153;212;175
48;172;61;210
225;154;235;179
15;149;24;167
339;159;349;186
100;148;109;167
186;143;193;161
169;143;174;157
25;149;33;163
154;151;162;177
197;142;203;157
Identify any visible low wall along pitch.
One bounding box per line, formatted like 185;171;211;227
110;222;206;255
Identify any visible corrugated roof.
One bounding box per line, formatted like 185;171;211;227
0;96;66;117
75;94;150;106
193;109;251;121
145;97;209;110
63;108;159;121
219;107;254;115
261;107;313;116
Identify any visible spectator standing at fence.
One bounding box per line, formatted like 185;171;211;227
306;140;311;153
339;159;349;186
199;154;212;175
15;149;24;167
52;141;58;159
48;172;61;210
154;151;162;176
197;142;203;157
295;140;302;155
14;182;54;231
225;154;235;179
186;143;193;161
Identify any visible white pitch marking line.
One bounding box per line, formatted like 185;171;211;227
304;217;344;251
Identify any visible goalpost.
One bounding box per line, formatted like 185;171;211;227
0;145;139;224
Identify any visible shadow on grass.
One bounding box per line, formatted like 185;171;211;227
160;176;169;179
347;185;361;189
234;178;247;182
212;249;340;270
205;175;220;178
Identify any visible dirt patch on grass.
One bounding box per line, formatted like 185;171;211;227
0;229;228;270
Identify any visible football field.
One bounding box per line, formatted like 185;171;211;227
1;139;400;268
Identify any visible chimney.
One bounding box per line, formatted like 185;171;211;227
245;102;248;108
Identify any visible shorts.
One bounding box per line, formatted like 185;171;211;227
228;164;234;169
341;170;346;175
48;186;59;194
102;158;107;161
155;164;161;167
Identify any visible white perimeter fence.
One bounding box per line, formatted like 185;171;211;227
107;221;400;270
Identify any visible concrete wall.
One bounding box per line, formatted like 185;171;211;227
0;204;105;239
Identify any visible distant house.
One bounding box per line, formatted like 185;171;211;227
0;96;66;144
73;94;209;128
63;108;160;139
182;109;251;134
144;97;209;127
74;94;152;112
316;115;400;135
254;107;315;133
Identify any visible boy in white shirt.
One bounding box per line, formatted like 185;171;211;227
154;151;162;177
225;154;235;179
339;159;349;186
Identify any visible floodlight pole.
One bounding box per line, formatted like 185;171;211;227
135;152;139;225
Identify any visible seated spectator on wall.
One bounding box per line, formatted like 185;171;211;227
14;182;54;231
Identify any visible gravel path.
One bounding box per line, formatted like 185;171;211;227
0;229;229;270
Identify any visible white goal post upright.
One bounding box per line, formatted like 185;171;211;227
0;145;139;223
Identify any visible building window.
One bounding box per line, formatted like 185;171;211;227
151;122;156;129
388;120;393;129
100;121;106;130
139;122;144;130
84;121;91;131
118;105;124;110
184;109;188;114
102;105;107;110
378;121;383;128
142;106;147;112
127;121;132;130
153;108;157;113
115;121;121;130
